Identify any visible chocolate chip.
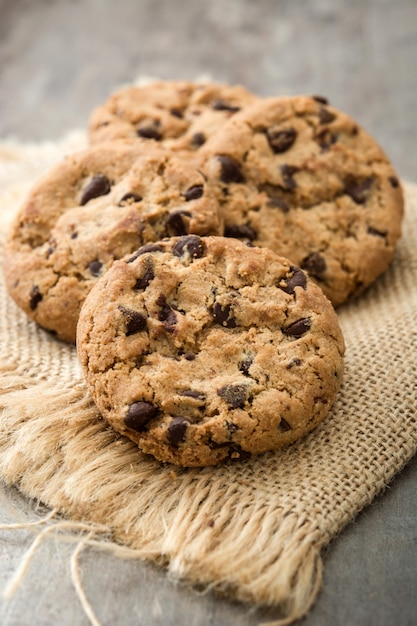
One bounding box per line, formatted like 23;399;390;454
118;305;147;335
284;318;312;338
157;294;177;328
228;445;252;461
286;358;302;369
312;95;329;105
267;196;290;212
367;226;387;238
315;128;338;150
389;176;399;188
301;252;327;277
266;128;297;153
191;132;206;147
279;266;307;294
29;285;42;310
217;155;246;184
80;175;111;206
279;418;291;431
70;231;78;239
217;384;247;409
224;223;256;241
239;356;253;376
170;108;183;118
172;235;205;260
181;390;206;400
134;266;155;290
88;260;103;276
119;192;142;206
137;125;161;140
345;177;374;204
183;185;204;201
318;107;336;124
212;302;237;328
184;353;196;361
126;243;163;263
211;99;240;113
124;401;158;431
167;417;189;445
280;165;299;190
166;210;192;236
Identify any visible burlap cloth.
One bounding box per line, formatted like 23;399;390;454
0;133;416;626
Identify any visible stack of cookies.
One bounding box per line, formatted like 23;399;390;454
3;80;404;466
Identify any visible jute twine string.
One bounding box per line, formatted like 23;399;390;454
0;134;416;626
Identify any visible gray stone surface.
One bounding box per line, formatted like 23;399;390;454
0;1;416;624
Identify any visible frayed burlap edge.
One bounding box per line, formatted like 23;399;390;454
0;136;416;626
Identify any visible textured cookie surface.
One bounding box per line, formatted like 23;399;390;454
3;142;222;343
77;236;345;467
88;80;259;152
198;95;404;306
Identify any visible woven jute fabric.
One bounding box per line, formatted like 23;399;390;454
0;135;416;625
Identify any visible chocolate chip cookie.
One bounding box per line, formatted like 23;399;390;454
3;142;222;343
88;80;259;152
198;95;404;306
77;235;345;467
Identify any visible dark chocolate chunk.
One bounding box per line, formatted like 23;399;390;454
279;418;291;431
280;164;299;190
228;445;252;461
134;266;155;290
184;353;196;361
157;294;177;328
318;107;336;124
137;125;161;140
279;266;307;294
70;231;78;239
284;317;312;338
181;390;206;400
315;128;338;150
191;132;206;147
217;384;247;409
217;155;246;184
212;302;237;328
124;401;158;431
267;196;290;212
266;128;297;153
29;285;42;310
224;223;256;241
367;226;387;238
239;356;253;376
80;175;111;206
312;95;329;105
389;176;399;188
119;192;142;206
126;243;163;263
286;358;302;369
166;210;192;236
88;259;103;276
172;235;205;259
301;252;327;277
183;184;204;201
211;99;240;113
170;108;183;118
118;305;147;335
344;177;374;204
167;417;189;445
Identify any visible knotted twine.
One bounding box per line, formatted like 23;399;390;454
0;133;416;626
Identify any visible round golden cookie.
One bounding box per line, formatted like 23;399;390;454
77;235;345;467
197;95;404;306
3;142;222;343
88;80;259;152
